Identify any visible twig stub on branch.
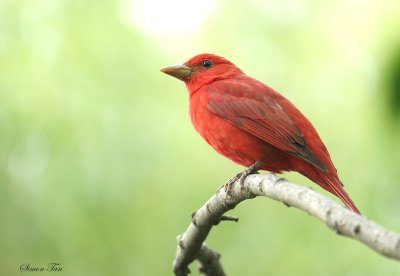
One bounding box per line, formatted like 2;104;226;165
173;173;400;275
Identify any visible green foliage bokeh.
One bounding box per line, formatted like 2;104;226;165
1;0;400;275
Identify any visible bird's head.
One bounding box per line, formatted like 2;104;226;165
160;53;243;93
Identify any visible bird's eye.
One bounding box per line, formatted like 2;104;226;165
201;59;212;68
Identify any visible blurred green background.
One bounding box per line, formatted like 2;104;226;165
1;0;400;275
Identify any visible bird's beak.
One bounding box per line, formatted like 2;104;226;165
160;64;193;81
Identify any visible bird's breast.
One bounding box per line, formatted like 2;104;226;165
188;90;287;171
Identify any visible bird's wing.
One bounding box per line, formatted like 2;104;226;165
207;79;327;172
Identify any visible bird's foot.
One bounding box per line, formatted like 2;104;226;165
224;173;241;192
224;161;262;193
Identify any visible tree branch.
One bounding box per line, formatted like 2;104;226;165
173;173;400;276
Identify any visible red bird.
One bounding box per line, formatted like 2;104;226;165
161;53;360;214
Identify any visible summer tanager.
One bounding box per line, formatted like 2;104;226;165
161;53;360;214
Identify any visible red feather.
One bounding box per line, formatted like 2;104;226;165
162;53;360;213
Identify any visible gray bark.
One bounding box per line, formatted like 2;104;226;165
173;173;400;276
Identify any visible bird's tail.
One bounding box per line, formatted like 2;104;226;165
320;175;361;214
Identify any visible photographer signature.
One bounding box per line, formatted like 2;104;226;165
20;263;62;272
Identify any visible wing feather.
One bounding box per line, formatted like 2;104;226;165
207;79;327;172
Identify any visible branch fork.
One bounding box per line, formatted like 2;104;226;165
173;173;400;276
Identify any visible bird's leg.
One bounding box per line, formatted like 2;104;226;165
224;161;262;192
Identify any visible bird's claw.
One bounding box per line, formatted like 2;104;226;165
224;173;241;193
223;161;262;193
